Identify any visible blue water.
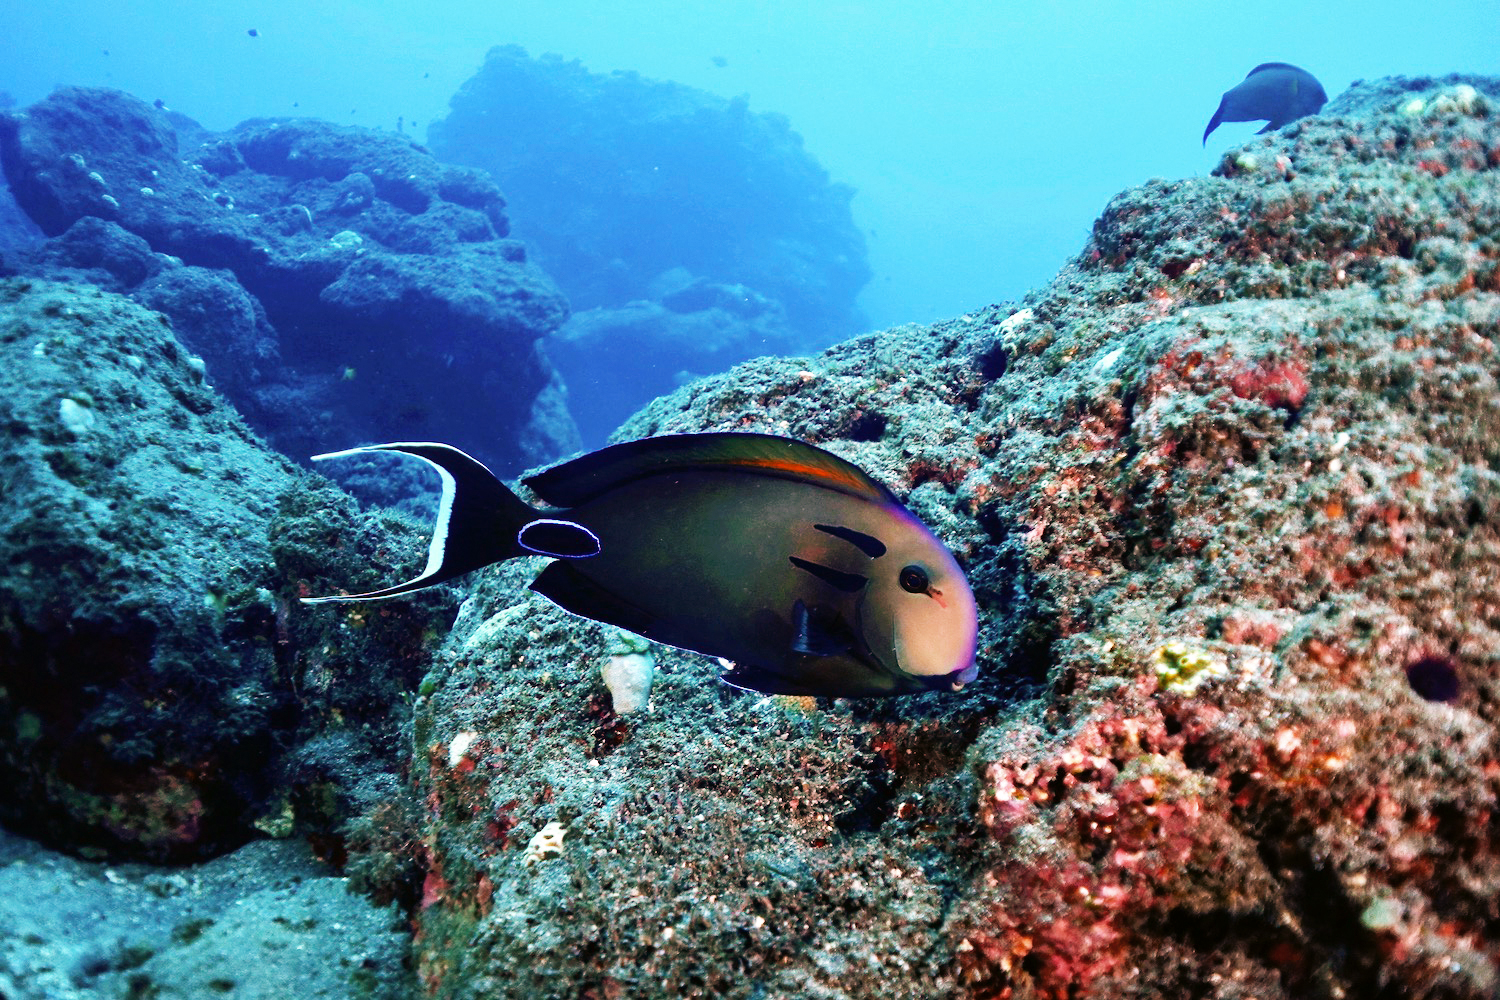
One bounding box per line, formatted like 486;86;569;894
5;0;1495;334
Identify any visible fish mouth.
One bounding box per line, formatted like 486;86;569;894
917;662;979;692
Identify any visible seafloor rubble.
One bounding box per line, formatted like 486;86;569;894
0;73;1496;1000
377;75;1500;999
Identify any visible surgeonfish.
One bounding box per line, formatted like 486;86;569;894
1203;63;1327;144
304;433;979;698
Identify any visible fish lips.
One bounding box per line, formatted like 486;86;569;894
916;662;979;692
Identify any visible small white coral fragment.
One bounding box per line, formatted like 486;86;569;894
58;397;96;435
603;652;654;713
1152;640;1228;694
448;730;478;767
525;821;567;865
601;629;654;713
1428;84;1483;116
997;307;1034;347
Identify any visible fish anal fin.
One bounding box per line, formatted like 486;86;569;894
720;662;818;696
530;561;657;638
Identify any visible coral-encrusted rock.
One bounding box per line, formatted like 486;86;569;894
430;45;871;443
549;284;800;444
346;76;1500;999
0;87;576;472
0;279;452;861
431;46;869;336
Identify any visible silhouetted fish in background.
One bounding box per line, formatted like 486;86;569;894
305;433;979;698
1203;63;1327;144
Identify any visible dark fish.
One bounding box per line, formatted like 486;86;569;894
305;434;979;698
1203;62;1327;144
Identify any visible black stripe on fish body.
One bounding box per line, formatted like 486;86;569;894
813;523;887;559
788;556;868;593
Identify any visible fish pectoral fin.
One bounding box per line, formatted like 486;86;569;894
530;560;658;638
790;599;854;657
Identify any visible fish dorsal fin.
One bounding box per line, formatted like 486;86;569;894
523;432;898;508
1247;62;1302;78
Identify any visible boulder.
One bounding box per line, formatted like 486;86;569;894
0;278;452;861
381;76;1500;1000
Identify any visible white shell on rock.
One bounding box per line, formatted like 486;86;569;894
601;651;654;714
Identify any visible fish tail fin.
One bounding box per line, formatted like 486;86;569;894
302;441;540;604
1203;98;1228;145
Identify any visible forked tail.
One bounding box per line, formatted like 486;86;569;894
301;442;557;603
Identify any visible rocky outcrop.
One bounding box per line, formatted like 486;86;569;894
0;88;576;472
0;279;453;862
548;274;801;441
376;76;1500;999
430;46;871;443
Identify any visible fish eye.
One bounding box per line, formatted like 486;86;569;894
898;565;929;594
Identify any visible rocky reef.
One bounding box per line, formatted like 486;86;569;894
2;71;1498;1000
0;87;575;473
429;46;872;443
375;75;1500;999
0;278;454;863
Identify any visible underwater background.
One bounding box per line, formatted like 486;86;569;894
2;2;1500;998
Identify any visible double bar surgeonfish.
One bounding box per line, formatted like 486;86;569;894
305;433;979;698
1204;63;1327;144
